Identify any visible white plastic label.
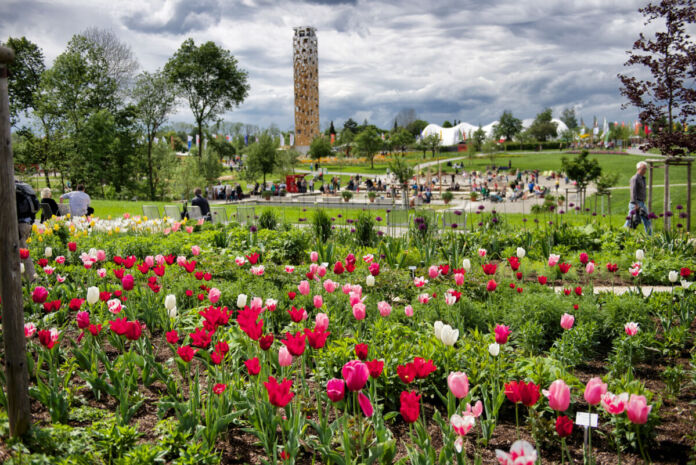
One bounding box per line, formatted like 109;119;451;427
575;412;598;428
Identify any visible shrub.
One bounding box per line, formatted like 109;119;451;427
354;211;376;247
258;209;278;230
312;209;333;243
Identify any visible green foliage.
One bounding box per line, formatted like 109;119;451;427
5;36;45;126
354;127;383;168
172;156;206;201
354;211;376;247
526;108;558;141
258;208;279;230
309;135;332;160
312;209;333;243
493;110;523;141
561;150;602;191
245;133;278;185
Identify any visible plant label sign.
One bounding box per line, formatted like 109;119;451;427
575;412;598;428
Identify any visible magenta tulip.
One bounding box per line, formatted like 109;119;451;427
358;392;374;417
326;378;345;402
342;360;369;392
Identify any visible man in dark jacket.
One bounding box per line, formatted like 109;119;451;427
191;187;211;221
16;179;39;280
624;161;652;235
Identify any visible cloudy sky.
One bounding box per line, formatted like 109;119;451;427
2;0;663;130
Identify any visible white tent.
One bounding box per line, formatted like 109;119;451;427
421;119;570;145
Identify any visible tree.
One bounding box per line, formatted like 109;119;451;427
561;150;602;208
132;70;176;199
388;156;415;209
245;133;278;186
80;28;139;97
173;156;206;201
328;121;336;137
442;120;453;128
276;149;301;175
394;108;417;128
493;110;523;141
391;128;414;156
165;38;249;159
560;107;579;130
354;127;382;168
343;118;358;134
422;133;440;158
527;108;558;141
309;135;332;160
5;37;45;126
618;0;696;157
472;125;486;151
406;119;429;138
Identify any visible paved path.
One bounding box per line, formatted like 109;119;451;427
552;286;676;296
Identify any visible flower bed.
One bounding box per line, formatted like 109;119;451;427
2;214;695;464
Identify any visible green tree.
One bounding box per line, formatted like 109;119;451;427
388;156;414;209
560;107;579;130
165;38;249;159
442;120;453;128
276;149;301;175
132;70;177;199
422;133;440;158
493;110;523;141
208;133;236;161
406;119;429;138
309;135;332;160
199;147;223;185
561;150;602;208
472;125;486;151
5;36;45;126
354;127;382;169
391;128;414;156
527;108;558;141
245;133;278;186
174;156;206;201
343;118;358;134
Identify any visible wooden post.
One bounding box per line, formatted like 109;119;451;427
687;160;692;232
648;163;653;213
0;45;32;437
664;161;670;230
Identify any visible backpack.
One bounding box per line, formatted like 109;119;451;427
15;181;39;220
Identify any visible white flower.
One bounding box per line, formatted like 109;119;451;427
20;263;25;274
488;343;500;356
635;249;645;261
440;324;459;346
366;275;375;287
165;294;177;311
433;321;444;340
462;259;471;273
168;307;177;319
444;293;457;306
682;280;692;289
669;271;679;283
516;247;526;259
86;286;99;305
44;247;52;258
237;293;248;308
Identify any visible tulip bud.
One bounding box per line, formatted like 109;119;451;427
366;275;375;287
237;293;247;308
462;259;471;273
165;294;177;311
635;249;644;261
669;271;679;283
45;247;52;258
516;247;526;259
86;286;99;305
488;343;500;356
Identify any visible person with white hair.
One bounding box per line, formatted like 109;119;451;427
624;161;652;235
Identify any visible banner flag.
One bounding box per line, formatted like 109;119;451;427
244;134;248;146
195;134;200;146
289;133;294;146
226;134;231;142
331;133;335;144
187;135;193;150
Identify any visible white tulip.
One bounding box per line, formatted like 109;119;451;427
366;275;375;287
669;271;679;283
165;294;177;311
20;263;25;274
488;343;500;356
86;286;99;305
168;307;177;319
44;247;52;258
516;247;526;259
462;259;471;273
444;293;457;306
635;249;645;261
682;280;692;289
440;324;459;346
433;321;444;340
237;293;248;308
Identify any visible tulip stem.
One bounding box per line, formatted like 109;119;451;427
635;424;651;464
515;403;520;440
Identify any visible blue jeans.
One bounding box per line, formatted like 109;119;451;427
624;201;652;235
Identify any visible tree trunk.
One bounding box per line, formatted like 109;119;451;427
197;121;203;159
147;136;155;200
664;162;670;230
0;47;32;437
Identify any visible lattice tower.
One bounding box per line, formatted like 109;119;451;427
293;27;319;147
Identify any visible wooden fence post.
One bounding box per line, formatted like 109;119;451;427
0;45;32;437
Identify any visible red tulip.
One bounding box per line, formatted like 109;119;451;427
579;253;589;265
32;286;49;304
166;330;179;344
244;357;261;375
355;343;368;360
486;279;497;292
259;333;274;351
494;324;511;344
556;415;573;437
482;263;498;275
558;263;571;274
537;276;547;285
121;274;134;291
507;257;520;271
505;380;541;407
68;242;77;252
19;248;30;259
178;345;196;362
304;327;330;349
264;376;294;407
400;391;421;423
281;331;306;356
365;359;384;378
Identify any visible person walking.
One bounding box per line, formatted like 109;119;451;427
624;161;652;235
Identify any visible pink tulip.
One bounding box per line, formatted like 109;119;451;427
478;248;487;257
583;377;607;406
76;311;90;329
310;251;319;262
548;254;560;267
309;263;318;274
144;255;155;267
467;400;483;417
418;293;430;304
155;254;165;265
97;268;107;278
315;313;329;332
298;280;310;296
313;295;323;309
543;379;571;411
454;273;464;286
24;323;37;338
626;394;651;424
342;360;369;391
249;297;263;312
326;378;345;402
208;288;221;304
601;391;629;415
185;226;193;234
414;277;427;287
323;279;337;293
358;392;374;417
560;313;575;330
450;413;476;436
428;266;440;279
404;305;414;317
317;266;327;278
191;245;201;256
352;303;366;320
265;298;278;312
349;292;363;306
96;250;106;261
377;301;392;317
342;283;352;294
448;371;469;399
625;322;639;336
496;441;537;465
279;346;293;366
586;262;595;274
494;324;511;344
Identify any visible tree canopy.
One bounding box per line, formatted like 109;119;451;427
493;110;522;141
165;38;249;158
354;127;382;168
309;135;332;160
5;36;45;126
527;108;558;142
245;133;278;186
